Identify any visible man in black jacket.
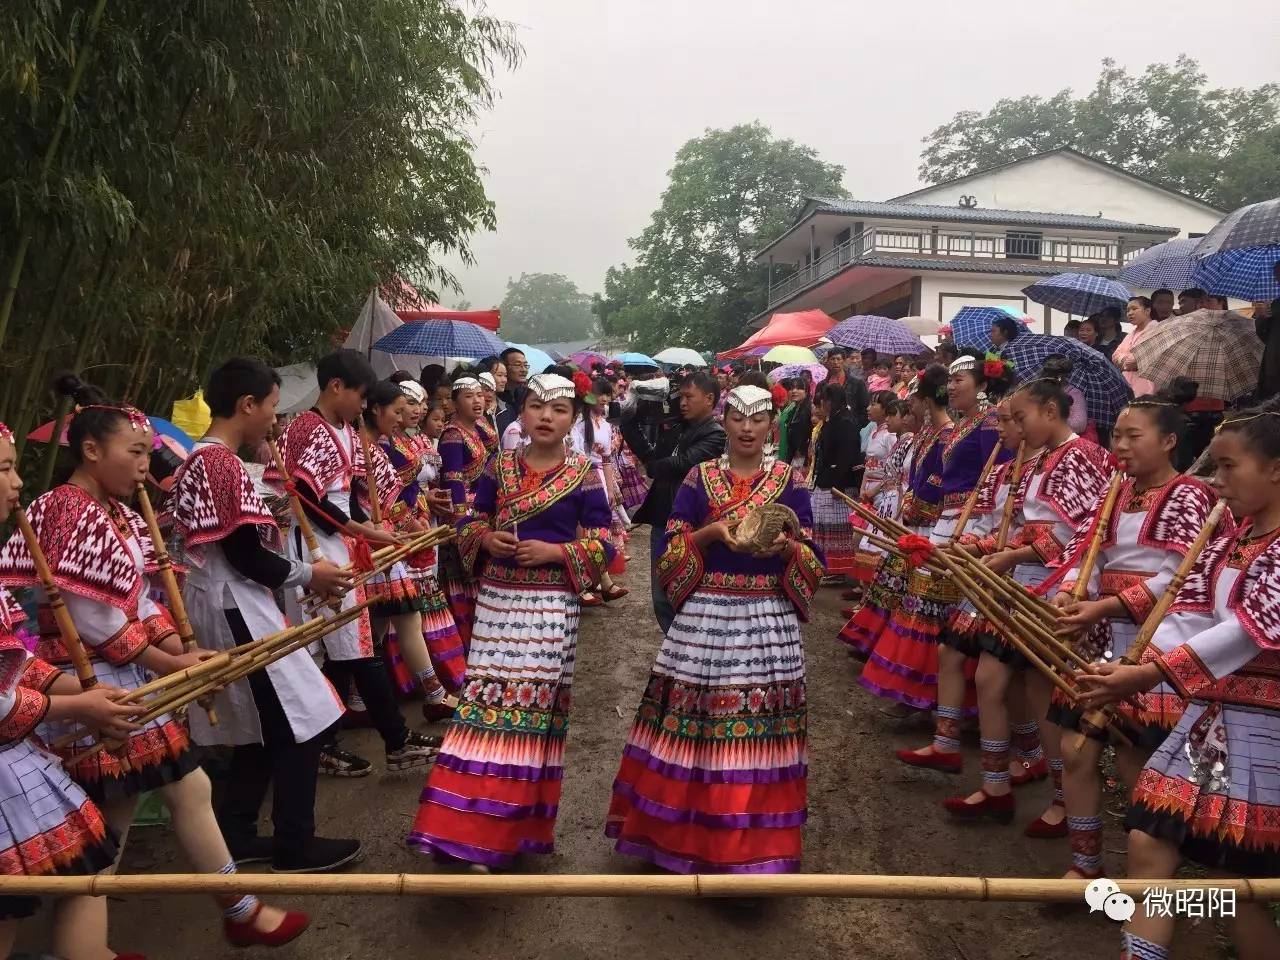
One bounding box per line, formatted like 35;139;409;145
621;371;726;633
495;346;530;435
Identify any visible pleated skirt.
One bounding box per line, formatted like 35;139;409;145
407;581;579;867
606;589;806;873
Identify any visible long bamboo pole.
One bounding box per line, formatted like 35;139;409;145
134;484;217;725
0;873;1274;902
1071;473;1125;603
995;443;1027;550
358;427;383;526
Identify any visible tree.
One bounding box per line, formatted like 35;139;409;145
918;57;1280;209
499;272;597;342
596;122;848;352
0;0;519;476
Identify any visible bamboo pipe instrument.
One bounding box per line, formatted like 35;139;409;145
68;603;373;760
1;872;1275;902
358;427;383;526
948;441;1004;546
1075;500;1229;739
299;527;453;613
1070;473;1125;603
134;484;217;726
994;442;1026;551
13;507;98;690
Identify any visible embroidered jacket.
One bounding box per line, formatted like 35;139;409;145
1013;436;1115;566
454;450;614;594
898;423;950;528
0;586;50;744
169;441;281;563
657;458;824;621
439;422;489;519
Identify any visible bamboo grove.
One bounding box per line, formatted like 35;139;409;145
0;0;520;487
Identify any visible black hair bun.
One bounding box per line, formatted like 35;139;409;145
53;372;108;406
1041;355;1074;380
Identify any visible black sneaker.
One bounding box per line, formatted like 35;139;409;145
271;837;364;874
228;834;275;866
319;746;373;778
385;730;442;771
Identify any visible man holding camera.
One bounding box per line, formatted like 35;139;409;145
620;371;726;633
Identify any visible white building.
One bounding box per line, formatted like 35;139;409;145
751;148;1225;334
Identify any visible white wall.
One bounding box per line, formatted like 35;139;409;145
901;152;1223;238
918;273;1076;336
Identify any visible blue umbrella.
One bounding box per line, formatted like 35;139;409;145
1191;246;1280;301
827;315;929;355
948;306;1032;353
1193;197;1280;256
505;343;556;375
615;351;659;369
373;319;507;358
1001;334;1132;427
1022;273;1131;316
1118;238;1200;290
149;417;195;452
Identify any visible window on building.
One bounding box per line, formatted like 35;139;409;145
1006;230;1043;260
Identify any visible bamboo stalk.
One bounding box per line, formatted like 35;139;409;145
300;527;453;613
13;509;96;690
1076;501;1229;738
134;485;217;725
359;427;383;525
949;441;1003;546
995;443;1027;551
1071;473;1125;602
267;424;325;564
0;873;1273;903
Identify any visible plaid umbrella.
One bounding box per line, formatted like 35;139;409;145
1118;238;1200;290
1190;246;1280;301
827;315;929;355
373;319;506;358
767;362;828;385
1022;273;1131;316
1129;309;1264;401
1000;334;1133;426
949;306;1033;353
1193;197;1280;256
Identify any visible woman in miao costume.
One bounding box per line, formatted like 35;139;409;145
267;351;435;778
848;366;951;699
169;357;358;878
606;385;823;873
0;422;137;958
1040;387;1217;880
435;375;491;654
408;374;614;870
361;380;458;722
570;374;630;607
945;373;1113;838
0;381;307;955
1077;403;1280;960
380;382;466;702
845;392;906;591
475;371;502;454
936;400;1051;818
895;350;1011;770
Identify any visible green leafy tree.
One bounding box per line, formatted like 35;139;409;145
500;272;597;342
919;56;1280;209
596;122;847;352
0;0;519;484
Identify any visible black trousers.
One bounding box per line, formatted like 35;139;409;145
216;609;331;857
649;525;676;636
321;654;408;753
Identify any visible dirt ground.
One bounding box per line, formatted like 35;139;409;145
23;535;1222;959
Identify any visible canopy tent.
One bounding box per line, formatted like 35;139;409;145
716;309;835;360
382;276;501;332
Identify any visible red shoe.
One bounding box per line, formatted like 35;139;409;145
422;700;456;723
602;585;630;602
895;747;962;773
1024;805;1068;839
1010;757;1048;787
579;593;604;608
224;905;310;948
942;790;1015;823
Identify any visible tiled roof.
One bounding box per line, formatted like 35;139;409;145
805;197;1176;234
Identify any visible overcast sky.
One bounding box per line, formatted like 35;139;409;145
440;0;1277;309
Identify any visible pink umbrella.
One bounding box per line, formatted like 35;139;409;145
568;351;608;368
767;363;828;385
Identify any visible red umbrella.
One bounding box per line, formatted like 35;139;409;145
716;309;835;360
